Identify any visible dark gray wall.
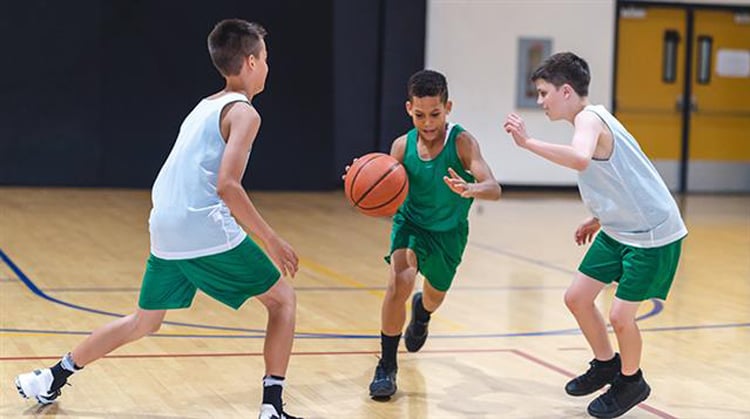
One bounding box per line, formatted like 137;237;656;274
0;0;425;190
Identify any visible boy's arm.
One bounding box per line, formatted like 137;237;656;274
447;131;502;200
216;102;298;277
390;135;407;163
504;111;602;171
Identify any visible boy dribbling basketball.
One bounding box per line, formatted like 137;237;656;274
361;69;502;399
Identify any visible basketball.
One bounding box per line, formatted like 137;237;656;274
344;152;408;217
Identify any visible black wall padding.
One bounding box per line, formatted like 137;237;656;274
0;0;425;190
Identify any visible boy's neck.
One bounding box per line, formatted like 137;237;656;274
223;79;254;100
568;97;591;123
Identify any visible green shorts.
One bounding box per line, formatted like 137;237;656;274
578;231;683;302
384;214;468;292
138;236;280;310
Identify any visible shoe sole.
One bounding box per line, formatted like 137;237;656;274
565;383;608;397
15;377;28;399
587;385;651;419
369;384;397;399
15;376;57;405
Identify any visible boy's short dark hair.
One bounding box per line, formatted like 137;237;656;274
408;70;449;103
208;19;267;76
531;52;590;97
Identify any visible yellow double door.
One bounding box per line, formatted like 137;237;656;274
616;5;750;192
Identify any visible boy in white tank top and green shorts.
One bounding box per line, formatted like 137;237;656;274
15;19;303;419
504;52;687;419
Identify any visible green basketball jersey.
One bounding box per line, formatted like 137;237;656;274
397;123;474;232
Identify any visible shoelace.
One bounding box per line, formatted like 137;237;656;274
374;365;390;381
577;360;599;382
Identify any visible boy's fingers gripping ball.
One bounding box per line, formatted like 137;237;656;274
344;153;408;217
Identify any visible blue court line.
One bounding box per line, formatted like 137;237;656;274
0;247;678;340
0;249;264;336
36;284;568;293
3;320;748;340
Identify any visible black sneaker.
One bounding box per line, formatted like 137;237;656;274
565;353;621;396
587;372;651;418
404;292;429;352
369;359;397;399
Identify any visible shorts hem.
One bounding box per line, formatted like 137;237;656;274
577;267;613;285
138;301;193;310
219;274;280;310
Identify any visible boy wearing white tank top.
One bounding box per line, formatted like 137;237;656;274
15;19;302;419
504;52;686;419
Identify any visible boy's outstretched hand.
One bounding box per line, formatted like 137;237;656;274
574;217;601;245
443;167;475;198
503;113;530;148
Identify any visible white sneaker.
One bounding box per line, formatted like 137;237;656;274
258;403;302;419
15;369;63;404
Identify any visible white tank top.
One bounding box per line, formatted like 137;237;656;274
148;92;249;259
578;105;687;248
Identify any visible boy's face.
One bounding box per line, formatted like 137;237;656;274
405;95;452;142
535;79;567;121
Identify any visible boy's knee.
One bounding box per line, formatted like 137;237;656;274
133;313;163;335
146;320;162;334
563;289;582;311
263;279;296;311
388;271;415;297
608;310;633;332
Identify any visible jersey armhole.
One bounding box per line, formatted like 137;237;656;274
218;100;253;143
584;108;615;162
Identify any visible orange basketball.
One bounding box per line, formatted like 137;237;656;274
344;152;408;217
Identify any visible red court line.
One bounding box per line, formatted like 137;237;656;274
2;347;675;418
0;347;515;362
511;349;676;419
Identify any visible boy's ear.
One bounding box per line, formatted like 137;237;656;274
562;84;573;99
445;100;453;114
405;100;413;116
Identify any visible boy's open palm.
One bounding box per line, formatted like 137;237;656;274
443;167;475;198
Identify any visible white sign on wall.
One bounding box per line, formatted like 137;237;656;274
716;49;750;78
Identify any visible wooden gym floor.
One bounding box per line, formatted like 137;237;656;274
0;188;748;418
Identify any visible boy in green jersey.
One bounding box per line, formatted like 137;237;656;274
365;70;502;399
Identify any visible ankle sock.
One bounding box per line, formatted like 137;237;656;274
60;353;82;372
49;353;82;391
262;375;285;414
620;369;643;382
380;332;400;370
597;353;619;366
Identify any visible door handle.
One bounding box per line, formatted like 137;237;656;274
663;30;680;83
696;35;713;84
675;95;698;112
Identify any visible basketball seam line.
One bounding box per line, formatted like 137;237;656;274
354;162;401;207
357;171;408;210
348;154;381;204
